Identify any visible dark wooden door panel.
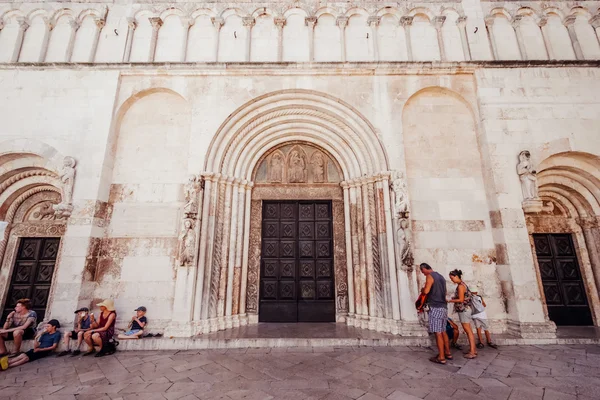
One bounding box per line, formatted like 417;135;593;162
259;201;335;323
533;234;592;326
3;237;60;322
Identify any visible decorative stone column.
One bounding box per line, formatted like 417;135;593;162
305;16;317;62
457;16;471;61
242;17;255;62
432;16;446;61
181;17;194;62
367;16;380;62
336;16;348;62
211;17;224;62
40;18;54;62
590;15;600;46
148;17;163;62
341;184;356;317
511;15;526;60
12;18;29;62
538;17;554;59
484;17;498;60
400;16;414;61
89;18;105;63
65;20;80;62
564;16;584;60
122;18;136;62
275;17;285;62
576;216;600;299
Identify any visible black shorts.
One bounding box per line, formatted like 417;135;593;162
25;349;52;362
4;328;35;341
70;331;81;340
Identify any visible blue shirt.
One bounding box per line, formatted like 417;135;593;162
79;315;91;330
38;331;61;349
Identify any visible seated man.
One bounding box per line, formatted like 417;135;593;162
0;319;61;371
0;298;37;357
118;306;147;339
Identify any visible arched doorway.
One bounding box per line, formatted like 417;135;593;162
168;89;424;336
526;151;600;326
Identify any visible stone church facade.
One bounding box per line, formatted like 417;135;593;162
0;0;599;339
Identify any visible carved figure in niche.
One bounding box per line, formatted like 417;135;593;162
31;202;59;221
184;175;202;215
396;218;414;271
53;156;76;218
311;152;326;183
268;152;283;182
178;219;196;266
517;150;539;200
391;171;409;218
288;150;307;183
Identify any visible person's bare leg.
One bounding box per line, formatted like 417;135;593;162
7;353;29;368
91;333;103;352
434;332;446;362
62;333;71;350
0;334;7;354
11;330;24;354
83;332;94;353
461;322;477;357
476;327;484;344
444;333;451;357
485;330;493;343
76;331;84;350
453;328;460;345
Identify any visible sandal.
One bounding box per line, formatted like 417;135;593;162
487;342;498;349
429;356;447;365
476;342;484;349
464;353;477;359
445;354;454;360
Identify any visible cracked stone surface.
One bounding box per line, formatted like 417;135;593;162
1;344;599;399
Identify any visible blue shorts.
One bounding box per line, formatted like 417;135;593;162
123;329;142;336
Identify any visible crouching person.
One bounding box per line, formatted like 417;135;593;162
0;319;61;371
118;306;147;340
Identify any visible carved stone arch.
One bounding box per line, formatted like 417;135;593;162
26;8;51;25
0;139;65;174
282;6;310;19
315;7;341;19
251;7;278;19
489;7;514;22
375;7;402;20
407;7;435;21
0;9;25;24
190;8;217;20
50;8;76;26
344;7;370;19
219;8;247;20
76;8;104;25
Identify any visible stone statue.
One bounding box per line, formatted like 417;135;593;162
517;150;539;200
288;150;306;183
269;153;283;182
391;171;409;217
396;218;413;270
53;156;76;218
178;218;196;266
311;152;326;183
184;175;201;215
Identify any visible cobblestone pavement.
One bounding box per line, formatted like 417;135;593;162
1;344;599;400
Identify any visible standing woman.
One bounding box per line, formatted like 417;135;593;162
83;299;116;357
448;270;477;359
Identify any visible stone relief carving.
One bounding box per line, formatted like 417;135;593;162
311;151;326;183
12;223;66;237
268;151;284;183
53;156;76;218
288;149;307;183
184;175;202;215
517;150;539;200
390;171;409;218
178;218;196;266
28;202;60;221
396;218;414;271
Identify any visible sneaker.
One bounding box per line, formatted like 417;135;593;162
71;350;81;356
57;350;71;357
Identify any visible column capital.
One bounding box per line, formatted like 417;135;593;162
274;17;286;28
69;20;81;31
457;16;467;27
484;16;495;27
432;16;446;29
564;15;577;26
211;17;224;29
367;16;381;27
94;18;106;29
181;17;194;28
538;16;548;28
511;15;524;29
17;18;29;31
400;16;413;27
590;14;600;28
305;16;317;27
149;17;163;30
127;18;137;30
336;16;348;28
242;17;255;27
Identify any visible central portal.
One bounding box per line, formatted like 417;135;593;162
259;201;335;322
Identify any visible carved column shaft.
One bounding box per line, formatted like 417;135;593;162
433;16;446;61
215;178;235;324
564;16;584;60
337;17;348;62
65;20;80;62
39;19;53;62
538;17;555;59
212;17;224;62
591;15;600;47
381;176;400;321
306;16;317;62
275;17;285;62
485;17;499;60
12;19;29;62
181;18;193;62
224;180;241;327
89;18;105;62
198;175;219;320
348;185;365;317
342;185;355;316
367;16;380;62
238;184;253;316
123;19;136;62
148;17;163;62
243;17;255;62
230;183;247;320
512;16;526;60
400;17;413;61
457;16;471;61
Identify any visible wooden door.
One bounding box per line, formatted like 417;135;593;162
259;201;335;322
2;238;60;322
533;233;593;326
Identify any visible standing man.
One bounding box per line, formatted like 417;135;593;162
420;263;450;365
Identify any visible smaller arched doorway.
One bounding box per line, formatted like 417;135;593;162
526;151;600;327
251;142;345;322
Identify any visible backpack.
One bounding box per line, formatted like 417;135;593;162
103;338;120;355
471;295;485;315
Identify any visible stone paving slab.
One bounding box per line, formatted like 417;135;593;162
1;344;599;399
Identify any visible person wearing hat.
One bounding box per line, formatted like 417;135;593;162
83;299;116;357
118;306;147;340
0;319;61;370
58;307;95;357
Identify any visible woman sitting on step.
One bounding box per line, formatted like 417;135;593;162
83;299;116;358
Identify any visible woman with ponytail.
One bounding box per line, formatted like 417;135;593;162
448;269;477;359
